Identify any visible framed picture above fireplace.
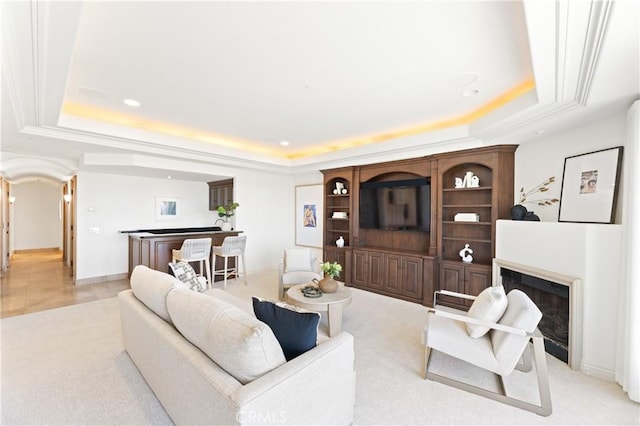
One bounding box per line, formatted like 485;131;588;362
558;146;623;224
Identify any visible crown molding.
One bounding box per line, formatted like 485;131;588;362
475;0;614;144
22;125;295;175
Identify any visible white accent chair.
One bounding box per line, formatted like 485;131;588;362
211;236;247;289
278;248;322;300
171;238;212;288
423;288;552;416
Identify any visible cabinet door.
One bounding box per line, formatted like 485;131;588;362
383;253;403;294
464;263;491;298
368;251;385;290
208;179;234;211
438;261;465;308
401;255;423;299
352;250;368;287
323;247;347;282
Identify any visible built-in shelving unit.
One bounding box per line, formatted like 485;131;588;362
322;145;516;308
436;146;516;309
321;168;355;283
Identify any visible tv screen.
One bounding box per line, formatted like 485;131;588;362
360;177;430;231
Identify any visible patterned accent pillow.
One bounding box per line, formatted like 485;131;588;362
168;261;206;292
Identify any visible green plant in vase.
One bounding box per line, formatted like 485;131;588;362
215;202;239;231
314;261;342;294
320;261;342;278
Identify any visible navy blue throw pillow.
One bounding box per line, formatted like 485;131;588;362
252;297;320;361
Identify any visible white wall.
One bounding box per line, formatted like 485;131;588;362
514;113;627;222
497;107;634;380
11;180;63;250
496;220;623;379
75;169;295;281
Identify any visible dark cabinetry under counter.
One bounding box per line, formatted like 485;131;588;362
128;230;241;280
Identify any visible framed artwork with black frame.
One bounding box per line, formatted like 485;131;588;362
558;146;623;223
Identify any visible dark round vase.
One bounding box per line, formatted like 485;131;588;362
510;204;528;220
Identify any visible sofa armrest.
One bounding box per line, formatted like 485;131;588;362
426;307;530;337
230;332;355;424
278;260;284;286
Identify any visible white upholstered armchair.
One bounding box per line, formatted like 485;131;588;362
423;287;552;416
278;248;322;300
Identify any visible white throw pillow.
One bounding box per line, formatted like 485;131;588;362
284;248;313;272
466;285;508;338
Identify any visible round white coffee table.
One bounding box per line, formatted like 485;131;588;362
286;283;352;337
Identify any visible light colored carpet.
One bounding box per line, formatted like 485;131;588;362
1;271;638;425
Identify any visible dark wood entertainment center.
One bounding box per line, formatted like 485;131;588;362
321;145;517;308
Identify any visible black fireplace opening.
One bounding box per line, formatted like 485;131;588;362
501;268;570;364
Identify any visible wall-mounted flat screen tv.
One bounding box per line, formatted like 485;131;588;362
359;177;430;231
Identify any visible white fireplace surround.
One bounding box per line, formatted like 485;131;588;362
495;220;623;380
492;258;582;370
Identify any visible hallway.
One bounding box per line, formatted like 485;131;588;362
0;250;129;318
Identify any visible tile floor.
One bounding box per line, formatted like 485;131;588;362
0;250;130;318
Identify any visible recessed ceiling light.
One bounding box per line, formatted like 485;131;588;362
462;89;479;97
448;73;480;88
167;175;172;179
78;87;107;98
124;99;141;107
280;141;290;146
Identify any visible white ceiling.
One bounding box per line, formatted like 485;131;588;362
1;0;638;182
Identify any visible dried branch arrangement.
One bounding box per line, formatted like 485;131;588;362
518;176;560;206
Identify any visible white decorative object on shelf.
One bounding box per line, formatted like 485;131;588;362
454;213;480;222
336;236;345;248
334;182;347;195
459;244;473;263
456;171;478;188
332;211;348;219
464;171;474;187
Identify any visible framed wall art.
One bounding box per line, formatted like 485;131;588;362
558;146;623;223
295;184;323;247
155;196;181;221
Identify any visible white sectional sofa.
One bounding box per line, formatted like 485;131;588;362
118;265;356;425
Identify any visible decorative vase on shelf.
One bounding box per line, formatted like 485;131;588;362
221;222;232;231
336;236;345;248
313;276;338;293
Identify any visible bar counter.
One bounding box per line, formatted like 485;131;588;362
127;228;242;279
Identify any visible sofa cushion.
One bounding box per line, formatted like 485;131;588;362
168;261;206;292
130;265;179;324
466;285;508;338
166;289;286;384
284;248;314;272
252;297;320;361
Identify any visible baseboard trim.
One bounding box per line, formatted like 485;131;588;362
581;362;615;382
13;247;61;254
75;273;128;286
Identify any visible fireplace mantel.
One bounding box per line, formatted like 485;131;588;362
495;220;623;380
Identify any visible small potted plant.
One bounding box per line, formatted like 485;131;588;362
215;202;239;231
313;261;342;293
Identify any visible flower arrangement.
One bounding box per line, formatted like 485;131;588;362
320;261;342;278
518;177;559;206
